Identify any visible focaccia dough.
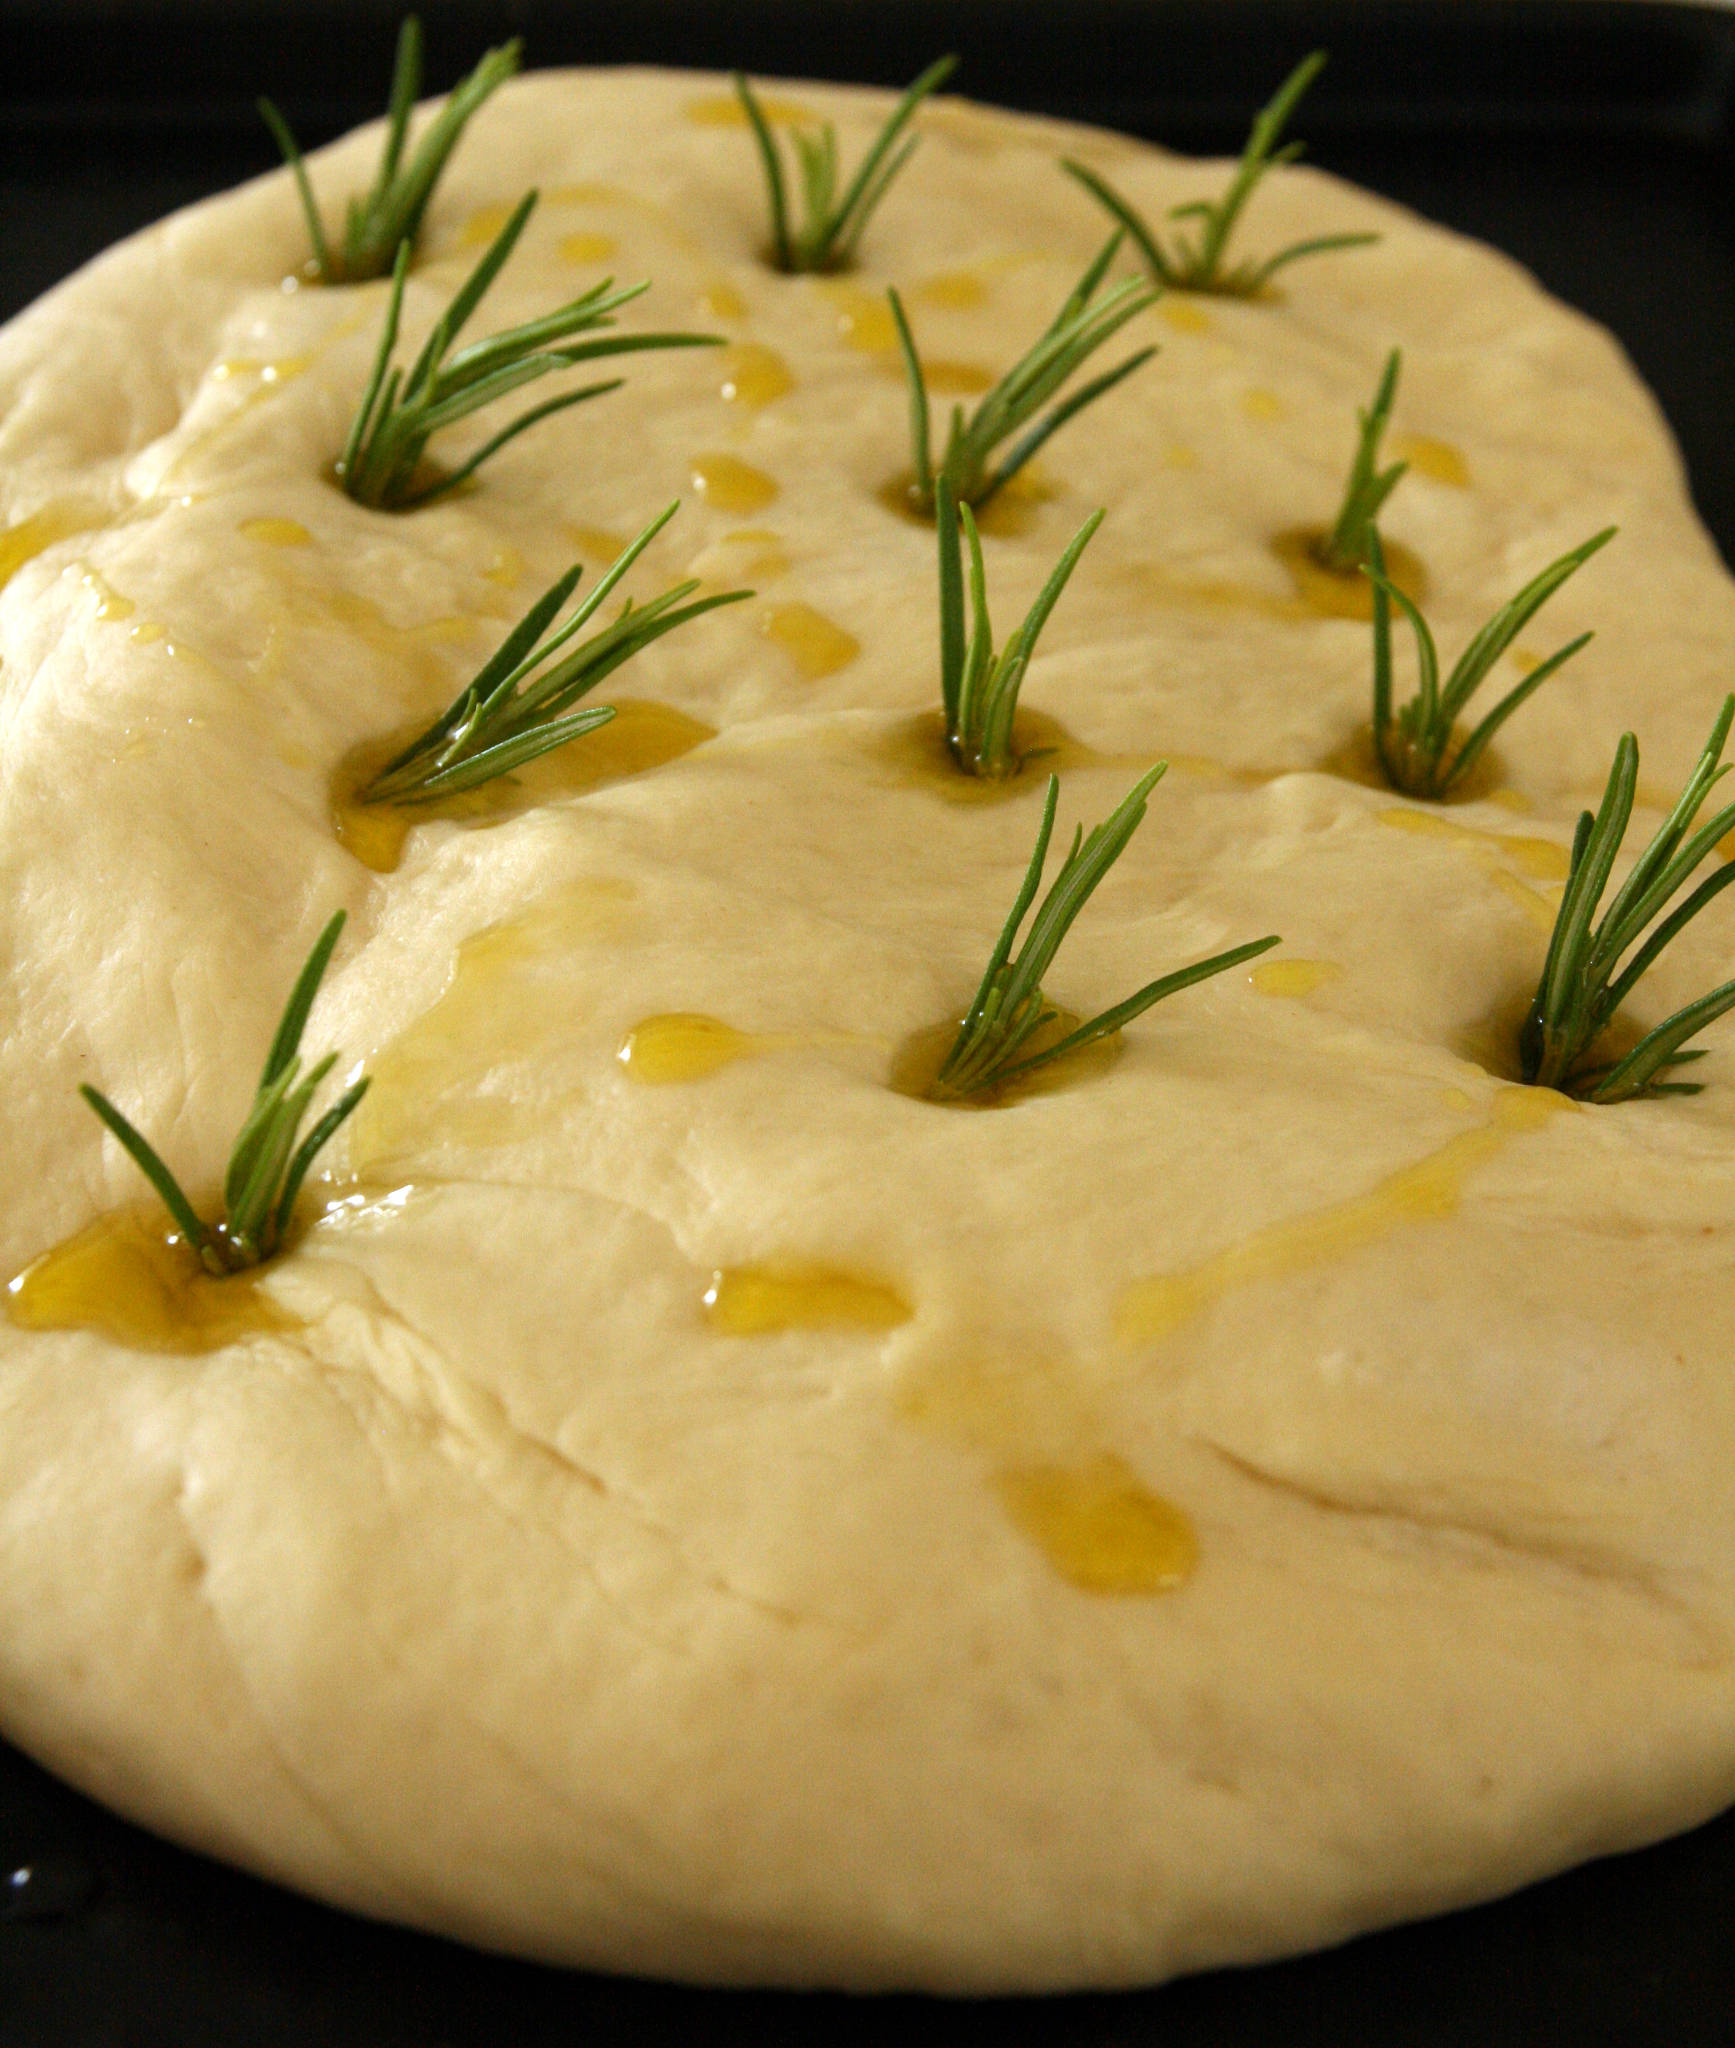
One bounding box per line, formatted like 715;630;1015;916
1;68;1734;1992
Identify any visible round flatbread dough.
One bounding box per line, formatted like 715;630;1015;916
2;67;1734;1993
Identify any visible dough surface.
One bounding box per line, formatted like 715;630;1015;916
2;67;1734;1993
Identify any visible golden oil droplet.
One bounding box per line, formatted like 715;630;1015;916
1241;386;1285;422
557;231;617;265
1270;527;1428;621
913;270;989;310
457;202;515;249
698;280;748;321
993;1454;1198;1595
1163;444;1200;470
239;517;313;548
1160;300;1212;334
758;602;858;679
690;454;780;513
1250;959;1341;998
617;1013;758;1084
703;1264;912;1335
0;502;107;592
818;281;898;354
1394;435;1471;488
564;523;629;565
718;343;794;407
331;700;714;873
918;358;995;396
7;1207;299;1356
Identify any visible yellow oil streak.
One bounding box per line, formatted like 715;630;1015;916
1117;1086;1566;1346
993;1454;1197;1595
239;517;313;548
1378;806;1567;930
758;602;858;678
0;501;108;593
1250;958;1341;998
686;92;817;127
79;568;133;621
1160;300;1212;334
690;454;779;512
718;343;794;407
1241;386;1285;422
7;1206;298;1355
1394;434;1471;487
348;880;637;1170
703;1264;912;1335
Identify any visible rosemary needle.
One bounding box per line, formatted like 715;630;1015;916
931;771;1280;1100
1060;52;1376;296
1365;523;1616;800
937;472;1102;779
735;56;957;272
1521;697;1735;1102
891;233;1158;512
79;913;368;1275
1318;348;1404;573
336;191;720;511
260;16;520;285
360;502;750;804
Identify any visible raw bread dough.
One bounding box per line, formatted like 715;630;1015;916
1;68;1734;1993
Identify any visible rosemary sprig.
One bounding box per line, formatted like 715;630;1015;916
937;474;1102;778
735;56;957;272
1520;698;1735;1102
1365;523;1616;800
890;234;1158;512
1318;348;1404;572
260;17;520;285
1060;52;1376;296
930;771;1280;1100
361;503;749;804
79;913;368;1275
337;191;720;511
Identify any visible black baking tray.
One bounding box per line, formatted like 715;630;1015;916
3;4;1734;2043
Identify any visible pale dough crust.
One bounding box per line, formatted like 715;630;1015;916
1;68;1734;1992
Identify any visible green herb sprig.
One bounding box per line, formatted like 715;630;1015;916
735;56;957;273
890;234;1157;512
80;913;367;1275
1318;348;1404;572
337;190;719;511
930;771;1280;1100
1060;52;1376;296
937;474;1102;778
1366;523;1616;800
1520;698;1735;1102
361;503;749;804
260;16;520;285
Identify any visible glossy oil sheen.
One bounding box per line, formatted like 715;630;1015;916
703;1265;913;1334
7;1206;298;1355
993;1454;1198;1595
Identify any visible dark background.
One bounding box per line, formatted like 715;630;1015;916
3;3;1735;2042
